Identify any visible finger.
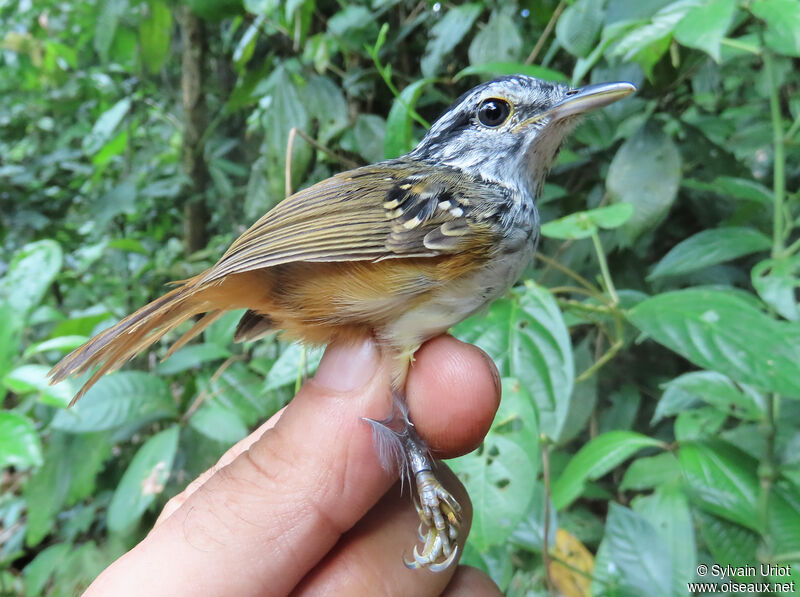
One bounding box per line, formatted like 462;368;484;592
154;406;288;527
296;466;472;596
86;338;394;597
442;566;504;596
406;335;501;457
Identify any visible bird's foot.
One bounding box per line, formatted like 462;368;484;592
404;469;462;572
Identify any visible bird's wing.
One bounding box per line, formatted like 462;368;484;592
202;161;505;283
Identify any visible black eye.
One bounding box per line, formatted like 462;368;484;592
477;98;511;127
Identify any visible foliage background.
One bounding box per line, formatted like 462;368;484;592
1;0;799;595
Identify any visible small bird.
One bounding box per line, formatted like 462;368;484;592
50;75;635;571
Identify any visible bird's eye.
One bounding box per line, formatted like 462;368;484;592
476;98;511;128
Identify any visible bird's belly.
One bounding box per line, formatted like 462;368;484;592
382;239;534;349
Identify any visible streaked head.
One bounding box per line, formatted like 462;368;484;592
411;75;636;197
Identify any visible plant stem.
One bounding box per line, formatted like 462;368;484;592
759;393;779;540
590;231;618;305
575;339;623;384
764;51;786;258
525;0;565;65
541;438;554;592
535;253;598;294
784;235;800;257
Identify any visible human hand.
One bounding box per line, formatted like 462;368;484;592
84;336;503;596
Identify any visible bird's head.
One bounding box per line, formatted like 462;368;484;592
410;75;636;198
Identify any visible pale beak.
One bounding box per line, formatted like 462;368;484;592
549;81;637;120
515;81;636;131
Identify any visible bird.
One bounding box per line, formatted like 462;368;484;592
49;75;635;571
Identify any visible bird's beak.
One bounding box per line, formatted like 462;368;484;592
549;81;637;120
515;81;636;130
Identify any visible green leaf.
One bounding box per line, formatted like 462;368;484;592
0;303;22;381
468;8;523;67
454;62;568;84
592;504;673;597
305;75;348;145
752;257;800;321
450;433;537;552
65;433;113;504
678;439;759;530
189;401;249;444
455;282;573;440
107;425;180;533
628;289;800;397
662;370;764;421
82;98;132;155
620;452;681;491
631;483;697;596
49;309;112;338
139;0;172;73
89;180;138;230
23;543;72;597
3;364;74;408
551;431;664;510
766;486;800;562
674;0;737;61
51;372;176;433
22;335;88;359
610;2;693;76
751;0;800;57
541;204;634;240
24;433;72;546
243;0;278;16
94;0;128;62
558;339;597;443
683;175;774;205
674;406;727;441
263;343;324;391
607;123;681;244
491;378;540;458
0;412;42;470
155;342;231;375
352;114;386;163
694;509;758;568
421;3;481;77
384;78;435;158
259;66;311;195
0;239;63;320
556;0;605;58
649;227;771;279
204;309;246;348
212;362;272;425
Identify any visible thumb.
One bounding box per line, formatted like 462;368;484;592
86;338;397;597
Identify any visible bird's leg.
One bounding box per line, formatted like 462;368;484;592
403;425;462;571
363;391;462;571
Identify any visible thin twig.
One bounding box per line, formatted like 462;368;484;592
525;0;566;65
575;340;623;383
541;438;554;592
285;127;297;198
291;127;361;170
590;231;619;305
181;354;246;421
535;253;598;294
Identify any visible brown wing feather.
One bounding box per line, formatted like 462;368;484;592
201;160;505;283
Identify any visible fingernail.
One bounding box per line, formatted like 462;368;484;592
313;338;379;392
479;349;502;401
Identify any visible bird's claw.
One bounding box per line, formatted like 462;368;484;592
404;469;461;571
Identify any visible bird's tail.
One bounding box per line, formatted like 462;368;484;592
49;276;226;406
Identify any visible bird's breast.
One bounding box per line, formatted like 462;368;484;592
380;228;537;351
